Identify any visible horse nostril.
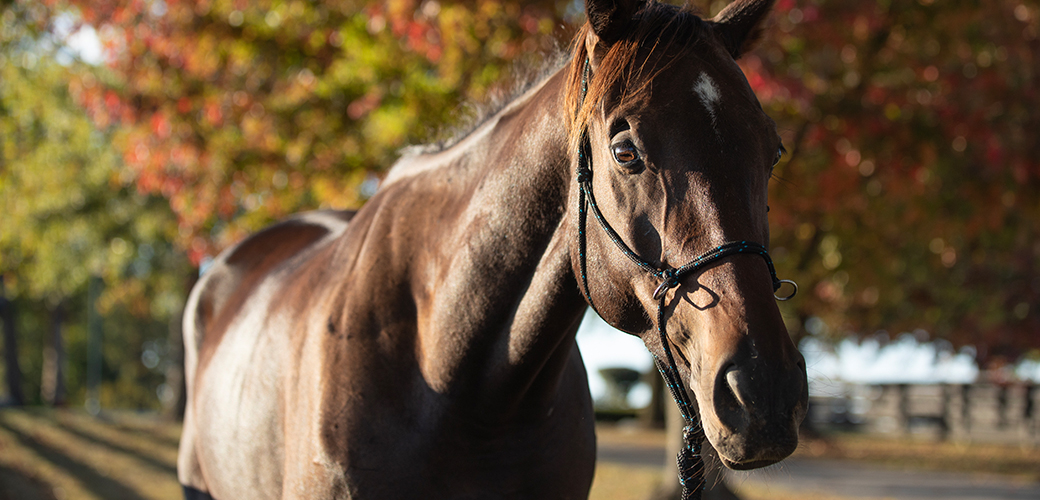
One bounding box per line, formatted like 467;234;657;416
725;366;751;408
713;365;750;433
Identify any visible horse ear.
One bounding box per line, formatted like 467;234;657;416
710;0;776;59
585;0;646;44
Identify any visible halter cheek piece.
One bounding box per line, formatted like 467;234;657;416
573;59;797;500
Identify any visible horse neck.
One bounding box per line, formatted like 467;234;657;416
379;65;588;419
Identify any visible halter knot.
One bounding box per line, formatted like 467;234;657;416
676;424;705;489
576;166;592;184
653;268;682;300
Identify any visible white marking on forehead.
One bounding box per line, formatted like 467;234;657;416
693;72;721;123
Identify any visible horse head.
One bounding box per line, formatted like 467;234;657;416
571;0;808;470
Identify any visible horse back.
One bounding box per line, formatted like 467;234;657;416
187;210;353;370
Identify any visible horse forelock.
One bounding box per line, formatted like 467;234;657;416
401;1;713;164
565;1;714;153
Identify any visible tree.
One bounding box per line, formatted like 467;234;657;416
0;276;25;405
34;0;577;411
743;0;1040;364
67;0;1038;360
63;0;573;264
1;0;193;408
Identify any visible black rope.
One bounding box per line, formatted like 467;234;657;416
571;57;797;500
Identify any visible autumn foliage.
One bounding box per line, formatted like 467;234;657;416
62;0;568;264
753;0;1040;363
46;0;1040;363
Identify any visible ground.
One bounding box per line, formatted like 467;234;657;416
1;408;1038;500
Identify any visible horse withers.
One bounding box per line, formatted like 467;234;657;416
178;1;807;498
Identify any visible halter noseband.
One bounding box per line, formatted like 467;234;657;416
573;59;796;500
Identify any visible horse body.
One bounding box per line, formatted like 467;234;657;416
179;1;808;498
180;70;597;499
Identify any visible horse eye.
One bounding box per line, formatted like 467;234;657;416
612;141;640;166
773;146;785;166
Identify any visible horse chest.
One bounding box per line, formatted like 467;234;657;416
193;309;293;498
311;364;596;499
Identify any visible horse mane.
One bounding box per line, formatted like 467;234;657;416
565;1;712;153
402;1;712;160
400;49;571;157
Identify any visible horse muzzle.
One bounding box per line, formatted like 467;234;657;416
700;353;808;470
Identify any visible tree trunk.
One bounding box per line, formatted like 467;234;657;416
162;297;187;421
641;369;667;429
162;270;196;421
0;276;25;405
86;277;103;415
41;300;67;407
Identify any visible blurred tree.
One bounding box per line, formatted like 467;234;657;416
1;0;193;408
0;276;25;405
44;0;1039;368
729;0;1040;365
63;0;572;264
598;367;642;409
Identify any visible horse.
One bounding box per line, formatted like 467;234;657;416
177;0;808;498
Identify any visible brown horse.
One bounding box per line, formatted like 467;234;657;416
177;1;807;498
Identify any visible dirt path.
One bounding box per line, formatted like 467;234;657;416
730;457;1040;500
3;410;1037;500
597;436;1040;500
0;409;181;500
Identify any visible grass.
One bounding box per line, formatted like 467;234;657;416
588;462;663;500
0;408;181;500
0;408;1037;500
587;463;848;500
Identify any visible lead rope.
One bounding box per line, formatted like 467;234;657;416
572;58;796;500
